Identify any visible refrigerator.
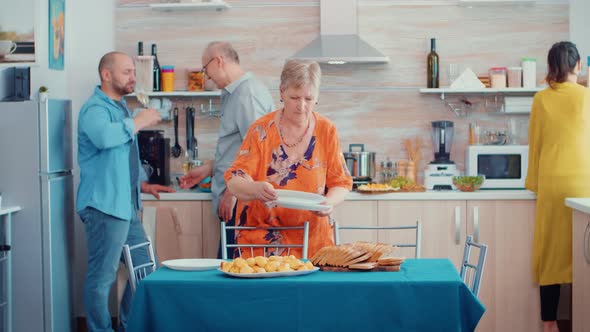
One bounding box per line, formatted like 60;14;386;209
0;99;74;332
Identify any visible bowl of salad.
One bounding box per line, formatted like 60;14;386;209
452;175;485;192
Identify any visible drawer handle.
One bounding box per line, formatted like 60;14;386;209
455;206;461;245
585;221;590;265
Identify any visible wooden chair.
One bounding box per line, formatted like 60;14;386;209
333;220;422;258
220;221;310;259
459;235;488;297
122;236;157;294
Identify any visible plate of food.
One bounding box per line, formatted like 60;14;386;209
356;183;400;194
218;256;318;278
162;258;225;271
219;267;320;278
275;189;331;211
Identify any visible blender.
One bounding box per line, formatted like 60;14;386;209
424;121;459;190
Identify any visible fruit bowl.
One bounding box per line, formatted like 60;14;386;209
452;176;485;192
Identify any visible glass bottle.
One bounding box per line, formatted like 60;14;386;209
427;38;439;88
137;41;144;56
151;44;161;92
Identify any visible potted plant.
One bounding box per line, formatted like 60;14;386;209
39;86;48;102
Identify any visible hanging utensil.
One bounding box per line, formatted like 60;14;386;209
171;107;182;158
189;106;198;160
185;106;193;156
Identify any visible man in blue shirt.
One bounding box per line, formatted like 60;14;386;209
179;42;274;258
77;52;174;332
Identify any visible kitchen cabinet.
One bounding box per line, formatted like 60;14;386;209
202;201;220;258
142;200;218;260
572;210;590;332
332;201;378;244
335;199;541;332
378;201;466;262
466;200;541;332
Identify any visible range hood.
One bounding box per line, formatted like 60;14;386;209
291;0;389;64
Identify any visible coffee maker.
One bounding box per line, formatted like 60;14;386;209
424;121;459;190
138;130;170;186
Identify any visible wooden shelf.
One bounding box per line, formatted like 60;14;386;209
459;0;535;6
127;91;221;98
149;2;230;11
419;87;543;100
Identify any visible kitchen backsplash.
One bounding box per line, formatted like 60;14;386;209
117;0;568;182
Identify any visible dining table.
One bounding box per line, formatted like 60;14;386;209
127;258;485;332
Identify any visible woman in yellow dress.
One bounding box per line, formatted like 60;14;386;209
526;41;590;332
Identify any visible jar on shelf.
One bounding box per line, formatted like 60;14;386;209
507;67;522;88
522;57;537;88
489;67;507;88
161;65;175;92
188;69;204;91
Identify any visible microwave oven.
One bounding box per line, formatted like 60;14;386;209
465;145;529;189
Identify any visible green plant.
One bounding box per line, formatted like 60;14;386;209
39;86;48;93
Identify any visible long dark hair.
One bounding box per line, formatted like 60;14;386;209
546;41;580;88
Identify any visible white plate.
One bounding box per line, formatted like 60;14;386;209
218;266;320;278
275;189;331;212
162;258;224;271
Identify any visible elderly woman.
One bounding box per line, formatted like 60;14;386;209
224;59;352;258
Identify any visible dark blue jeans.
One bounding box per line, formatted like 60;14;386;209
79;207;149;332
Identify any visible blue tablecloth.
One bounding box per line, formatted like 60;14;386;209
128;258;484;332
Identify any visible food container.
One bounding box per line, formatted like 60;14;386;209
489;67;507;88
522;57;537;88
507;67;522;88
452;175;485;192
161;65;175;92
188;69;204;91
343;144;376;181
482;131;507;145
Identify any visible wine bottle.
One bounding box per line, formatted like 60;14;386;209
427;38;439;88
151;44;161;92
137;41;144;56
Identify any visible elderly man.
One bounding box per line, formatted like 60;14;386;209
180;42;274;258
77;51;174;332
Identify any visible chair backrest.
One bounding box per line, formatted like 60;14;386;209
333;220;422;258
122;236;157;294
220;221;310;259
459;235;488;298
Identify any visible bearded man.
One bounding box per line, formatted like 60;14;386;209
76;52;174;332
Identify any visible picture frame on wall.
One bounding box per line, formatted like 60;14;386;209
48;0;64;70
0;0;37;65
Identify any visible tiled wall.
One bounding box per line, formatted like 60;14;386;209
116;0;569;182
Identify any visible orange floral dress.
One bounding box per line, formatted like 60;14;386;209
224;110;352;258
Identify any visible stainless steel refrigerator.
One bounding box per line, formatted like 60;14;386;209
0;99;74;332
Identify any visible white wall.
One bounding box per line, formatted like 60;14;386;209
570;0;590;70
64;0;116;318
